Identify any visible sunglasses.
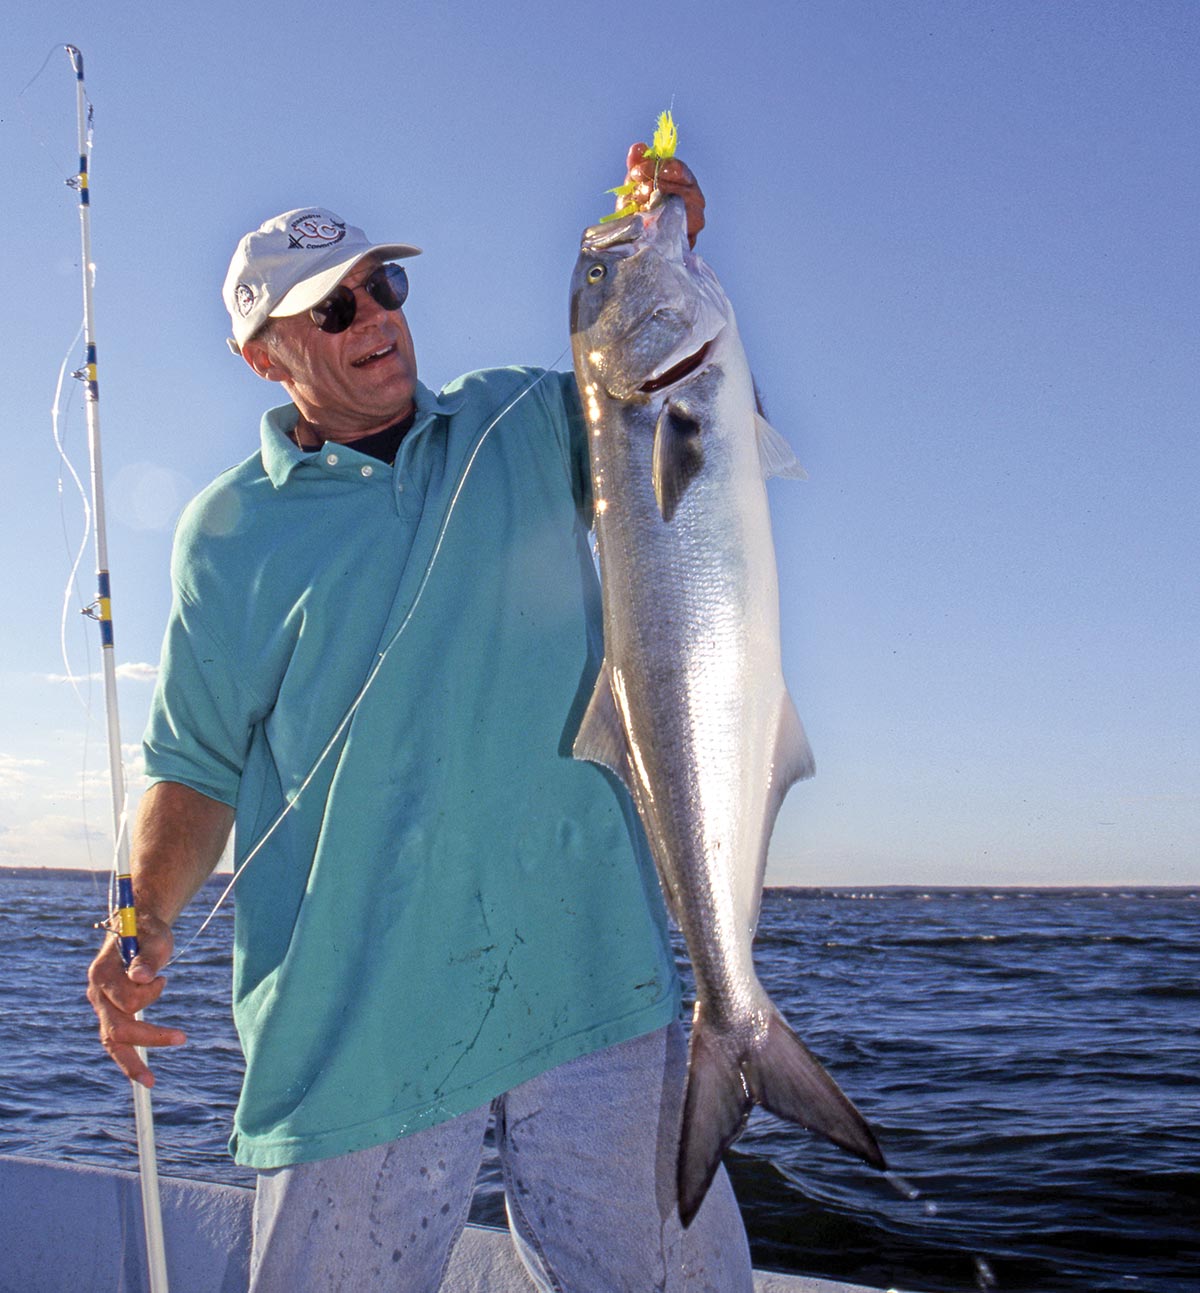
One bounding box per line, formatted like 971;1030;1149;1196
309;263;410;334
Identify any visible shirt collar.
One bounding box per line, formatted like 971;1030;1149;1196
260;381;468;487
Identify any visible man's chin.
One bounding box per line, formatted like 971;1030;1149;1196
362;372;416;421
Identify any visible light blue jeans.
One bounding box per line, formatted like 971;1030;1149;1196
249;1023;753;1292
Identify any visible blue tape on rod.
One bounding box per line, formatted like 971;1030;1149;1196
116;874;139;966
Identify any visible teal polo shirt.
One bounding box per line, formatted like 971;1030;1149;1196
143;369;680;1168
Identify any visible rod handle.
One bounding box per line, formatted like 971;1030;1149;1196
116;873;140;966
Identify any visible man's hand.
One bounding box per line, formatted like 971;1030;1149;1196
87;912;186;1088
622;143;707;248
83;780;234;1086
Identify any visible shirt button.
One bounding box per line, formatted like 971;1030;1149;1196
360;464;373;478
326;453;339;466
397;482;405;493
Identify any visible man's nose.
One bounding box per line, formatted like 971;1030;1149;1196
351;285;389;327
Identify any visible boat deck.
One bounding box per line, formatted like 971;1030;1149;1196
0;1155;913;1291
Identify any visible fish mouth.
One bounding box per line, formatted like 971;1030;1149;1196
638;340;713;395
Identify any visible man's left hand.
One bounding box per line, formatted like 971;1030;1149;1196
622;143;707;248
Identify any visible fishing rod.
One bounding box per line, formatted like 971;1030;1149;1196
63;44;170;1292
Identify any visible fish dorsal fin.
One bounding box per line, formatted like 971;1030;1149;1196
652;403;705;522
572;661;634;791
755;413;807;481
742;692;816;938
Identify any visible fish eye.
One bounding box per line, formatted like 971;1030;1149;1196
587;264;606;283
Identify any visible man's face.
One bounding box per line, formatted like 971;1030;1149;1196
256;255;418;439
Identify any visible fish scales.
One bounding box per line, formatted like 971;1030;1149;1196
569;195;886;1226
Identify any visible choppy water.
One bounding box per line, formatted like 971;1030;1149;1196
2;872;1197;1292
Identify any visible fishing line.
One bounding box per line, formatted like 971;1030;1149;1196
103;805;131;926
16;44;90;183
43;45;169;1293
50;323;107;876
53;328;128;884
52;322;95;712
166;351;570;967
168;133;653;959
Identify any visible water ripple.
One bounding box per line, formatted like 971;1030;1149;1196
3;874;1198;1291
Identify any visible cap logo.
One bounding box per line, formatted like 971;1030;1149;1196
234;283;256;317
288;214;347;250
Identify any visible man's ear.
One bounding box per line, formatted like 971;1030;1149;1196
241;333;291;383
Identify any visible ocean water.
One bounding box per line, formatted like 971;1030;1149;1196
1;872;1196;1293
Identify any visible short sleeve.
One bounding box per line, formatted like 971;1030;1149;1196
141;588;259;806
141;494;270;805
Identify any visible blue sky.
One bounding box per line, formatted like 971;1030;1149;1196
1;1;1196;885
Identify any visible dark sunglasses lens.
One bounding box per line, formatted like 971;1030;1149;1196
311;285;356;334
311;265;409;334
367;263;409;310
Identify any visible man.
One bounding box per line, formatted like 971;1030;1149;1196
87;146;753;1292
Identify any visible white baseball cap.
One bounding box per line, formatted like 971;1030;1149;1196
222;207;421;352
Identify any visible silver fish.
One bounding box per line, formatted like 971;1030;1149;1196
569;195;885;1226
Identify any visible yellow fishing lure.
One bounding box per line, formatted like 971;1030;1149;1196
602;109;678;223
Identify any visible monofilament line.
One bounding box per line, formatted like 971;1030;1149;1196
167;356;568;965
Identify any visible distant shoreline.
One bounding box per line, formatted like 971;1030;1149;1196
0;866;236;885
3;866;1194;896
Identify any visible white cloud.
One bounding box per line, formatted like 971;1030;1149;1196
72;762;148;798
0;813;109;868
0;754;49;793
42;661;159;685
117;663;160;682
1;746;146;809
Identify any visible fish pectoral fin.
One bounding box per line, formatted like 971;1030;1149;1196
652;403;705;523
755;413;807;480
571;663;634;792
749;1007;887;1172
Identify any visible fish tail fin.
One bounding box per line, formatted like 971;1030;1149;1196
749;1007;887;1171
677;1015;755;1229
677;1005;886;1229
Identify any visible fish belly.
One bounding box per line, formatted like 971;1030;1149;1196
590;374;782;995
